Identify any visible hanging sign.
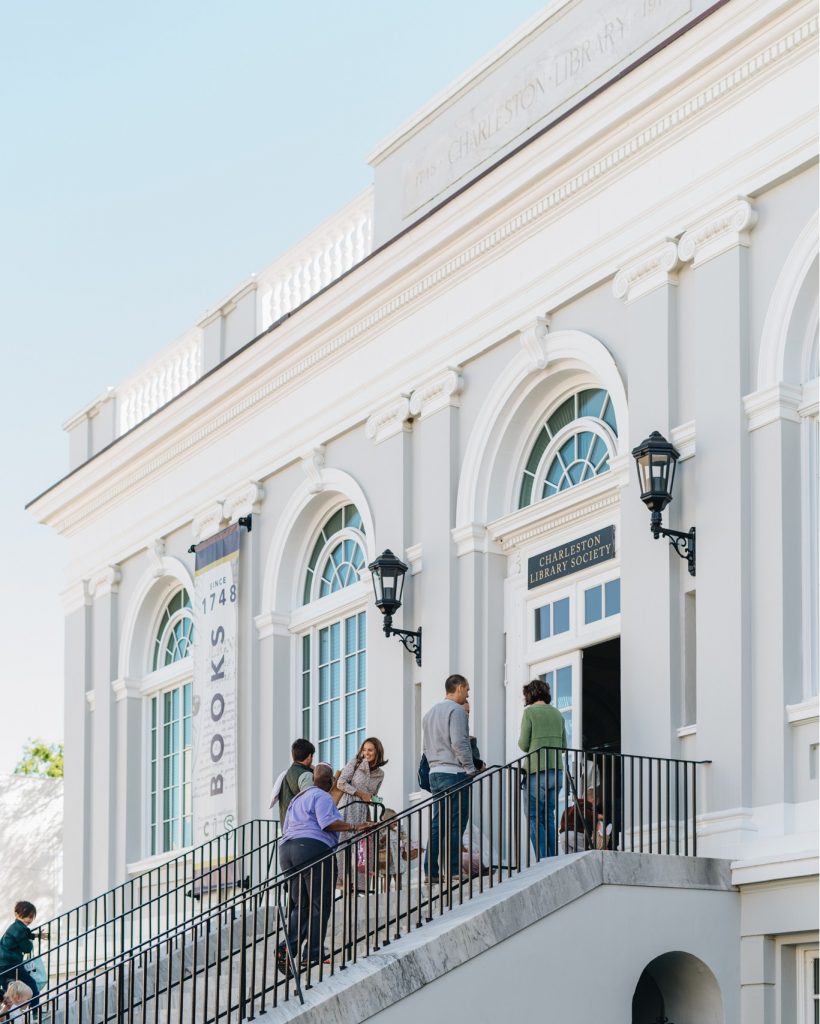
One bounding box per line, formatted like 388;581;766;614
192;523;241;841
527;526;615;589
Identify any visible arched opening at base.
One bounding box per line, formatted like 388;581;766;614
632;951;723;1024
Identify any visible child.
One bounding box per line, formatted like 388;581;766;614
0;903;41;1008
0;980;34;1020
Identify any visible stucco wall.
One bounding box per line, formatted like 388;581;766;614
0;775;63;919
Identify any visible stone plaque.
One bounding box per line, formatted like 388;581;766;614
403;0;691;216
527;526;616;589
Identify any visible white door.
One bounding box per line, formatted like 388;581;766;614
531;650;581;752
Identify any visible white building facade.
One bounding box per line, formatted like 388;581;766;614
29;0;818;1018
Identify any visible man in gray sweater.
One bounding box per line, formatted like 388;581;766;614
422;674;476;883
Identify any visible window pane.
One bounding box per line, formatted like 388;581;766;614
319;665;329;702
319;627;329;664
346;694;356;729
330;622;341;660
345;616;356;655
553;598;570;634
331;660;341;698
555;666;572;710
605;578;621;617
585;587;602;624
357;690;366;728
534;606;551;641
578;388;605;420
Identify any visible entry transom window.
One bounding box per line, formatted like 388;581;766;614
299;504;368;769
303;504;366;604
519;389;618;508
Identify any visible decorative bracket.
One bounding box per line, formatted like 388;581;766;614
382;615;422;667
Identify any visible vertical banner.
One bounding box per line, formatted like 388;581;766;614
192;523;241;842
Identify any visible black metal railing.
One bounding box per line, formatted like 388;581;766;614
14;818;280;986
13;747;706;1023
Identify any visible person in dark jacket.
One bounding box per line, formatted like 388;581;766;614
276;739;315;820
0;901;42;1006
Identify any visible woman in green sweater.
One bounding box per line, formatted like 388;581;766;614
518;678;567;858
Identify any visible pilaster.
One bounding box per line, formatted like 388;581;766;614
613;242;679;758
679;198;756;848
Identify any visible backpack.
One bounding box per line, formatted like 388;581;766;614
417;753;431;792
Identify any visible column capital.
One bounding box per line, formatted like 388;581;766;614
613;241;679;303
365;396;412;444
742;384;803;431
111;677;141;702
192;502;228;543
88;564;122;599
61;580;91;614
405;543;423;576
225;480;265;519
408;368;463;418
678;197;757;267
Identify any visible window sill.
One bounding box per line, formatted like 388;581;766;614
126;846;195;877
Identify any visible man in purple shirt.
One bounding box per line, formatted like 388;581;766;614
277;762;372;970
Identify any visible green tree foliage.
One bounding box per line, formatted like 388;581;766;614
14;738;64;779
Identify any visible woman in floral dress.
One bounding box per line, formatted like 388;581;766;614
335;737;387;885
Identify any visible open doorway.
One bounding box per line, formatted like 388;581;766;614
582;637;621;754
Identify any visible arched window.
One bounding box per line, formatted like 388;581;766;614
299;505;367;767
303;504;366;603
518;388;618;509
148;587;194;854
152;587;195;670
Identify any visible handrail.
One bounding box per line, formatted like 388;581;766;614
17;745;707;1022
20;818;281;984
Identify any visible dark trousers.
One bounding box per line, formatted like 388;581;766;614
0;963;40;1008
424;772;470;879
278;837;336;962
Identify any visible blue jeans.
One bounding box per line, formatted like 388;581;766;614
424;772;470;880
527;769;562;858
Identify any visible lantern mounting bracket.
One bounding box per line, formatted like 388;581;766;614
650;512;696;576
382;616;422;666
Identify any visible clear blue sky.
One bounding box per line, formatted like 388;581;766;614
1;1;548;773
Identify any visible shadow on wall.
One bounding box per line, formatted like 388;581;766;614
632;950;724;1024
0;775;63;919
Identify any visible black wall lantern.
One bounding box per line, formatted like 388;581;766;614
631;431;696;576
368;549;422;666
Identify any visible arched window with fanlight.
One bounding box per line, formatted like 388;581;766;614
518;388;618;509
147;586;195;854
298;504;367;767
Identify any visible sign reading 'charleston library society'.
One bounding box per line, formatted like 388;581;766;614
527;526;615;590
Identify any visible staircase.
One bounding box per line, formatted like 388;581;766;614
19;744;708;1022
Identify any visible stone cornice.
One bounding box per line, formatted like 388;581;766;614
743;384;803;431
678;198;757;267
488;476;621;552
365;397;412;445
29;9;818;537
408;368;463;418
612;241;679;303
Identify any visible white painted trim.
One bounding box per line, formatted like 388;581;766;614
88;564;122;599
365;396;411;444
85;690;96;712
670;421;696;461
757;211;820;390
743;384;803;431
111;677;141;703
678;197;757;267
731;849;820;885
408;368;463;418
288;583;370;634
451;523;503;558
126;846;195;877
61;581;90;614
223;480;265;521
800;376;820;420
405;544;423;576
676;724;697;738
786;696;819;725
612;240;679;303
254;611;290;641
191;503;228;544
697;806;758;837
139;659;193;699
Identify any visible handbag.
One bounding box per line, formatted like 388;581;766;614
25;956;47;988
